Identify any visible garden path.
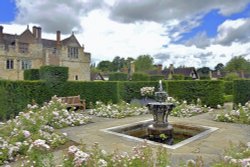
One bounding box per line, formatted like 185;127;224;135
59;108;250;167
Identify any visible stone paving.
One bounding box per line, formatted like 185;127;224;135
60;108;250;167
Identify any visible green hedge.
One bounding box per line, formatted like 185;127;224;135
24;69;40;80
40;66;69;82
131;73;150;81
172;74;184;80
0;80;51;120
109;72;128;81
233;80;250;105
118;81;165;102
224;81;233;95
149;75;165;81
167;80;224;107
0;80;120;120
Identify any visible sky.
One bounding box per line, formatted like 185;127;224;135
1;0;250;69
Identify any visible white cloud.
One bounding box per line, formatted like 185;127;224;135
215;18;250;45
2;0;250;69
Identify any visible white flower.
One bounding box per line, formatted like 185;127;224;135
23;130;31;138
98;159;108;167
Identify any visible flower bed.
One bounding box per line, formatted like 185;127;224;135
169;98;213;117
0;96;92;165
214;102;250;125
212;142;250;167
88;101;149;118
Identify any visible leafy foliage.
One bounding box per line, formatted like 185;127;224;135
109;72;128;81
23;69;40;80
40;66;68;82
134;55;154;72
233;80;250;105
131;72;150;81
168;80;224;108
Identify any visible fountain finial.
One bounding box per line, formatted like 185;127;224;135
159;80;163;92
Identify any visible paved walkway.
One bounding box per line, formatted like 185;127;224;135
60;109;250;167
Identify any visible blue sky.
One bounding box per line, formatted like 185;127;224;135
1;0;250;68
0;0;16;23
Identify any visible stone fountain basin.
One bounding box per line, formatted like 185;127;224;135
101;119;218;149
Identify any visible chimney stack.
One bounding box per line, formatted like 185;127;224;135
157;64;162;74
0;25;3;37
37;27;41;40
56;30;61;47
33;26;38;38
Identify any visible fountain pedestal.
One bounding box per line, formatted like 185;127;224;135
147;103;175;145
147;80;175;145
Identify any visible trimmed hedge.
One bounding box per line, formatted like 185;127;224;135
131;73;150;81
150;75;165;81
233;80;250;105
172;74;184;80
24;69;40;80
167;80;224;107
0;80;120;120
40;66;69;82
118;81;166;102
109;72;128;81
224;81;233;95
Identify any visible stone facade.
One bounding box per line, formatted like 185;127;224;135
0;25;91;81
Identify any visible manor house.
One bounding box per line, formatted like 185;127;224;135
0;25;90;81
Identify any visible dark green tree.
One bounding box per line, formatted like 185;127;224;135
97;61;112;72
214;63;224;71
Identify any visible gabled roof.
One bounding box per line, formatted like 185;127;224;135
18;28;35;43
91;72;104;81
61;34;81;47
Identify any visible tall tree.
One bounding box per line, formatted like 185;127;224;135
225;56;250;77
97;60;112;72
214;63;224;71
134;55;154;72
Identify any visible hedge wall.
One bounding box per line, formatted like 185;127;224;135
223;81;233;95
24;69;40;80
233;80;250;105
40;66;69;82
118;81;166;102
131;73;150;81
0;80;120;120
149;75;165;81
167;80;224;107
109;72;128;81
0;80;51;120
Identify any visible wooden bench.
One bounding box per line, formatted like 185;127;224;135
59;95;86;111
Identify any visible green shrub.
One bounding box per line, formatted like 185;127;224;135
109;72;128;81
233;80;250;105
24;69;40;80
199;76;211;80
149;75;165;81
224;95;233;103
167;80;224;107
224;81;233;95
131;73;150;81
184;76;193;80
224;72;240;81
172;74;184;80
40;66;68;82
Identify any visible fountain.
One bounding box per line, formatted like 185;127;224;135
147;80;175;145
102;80;218;149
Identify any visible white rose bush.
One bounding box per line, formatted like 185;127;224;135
0;95;92;165
88;101;149;118
214;102;250;125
